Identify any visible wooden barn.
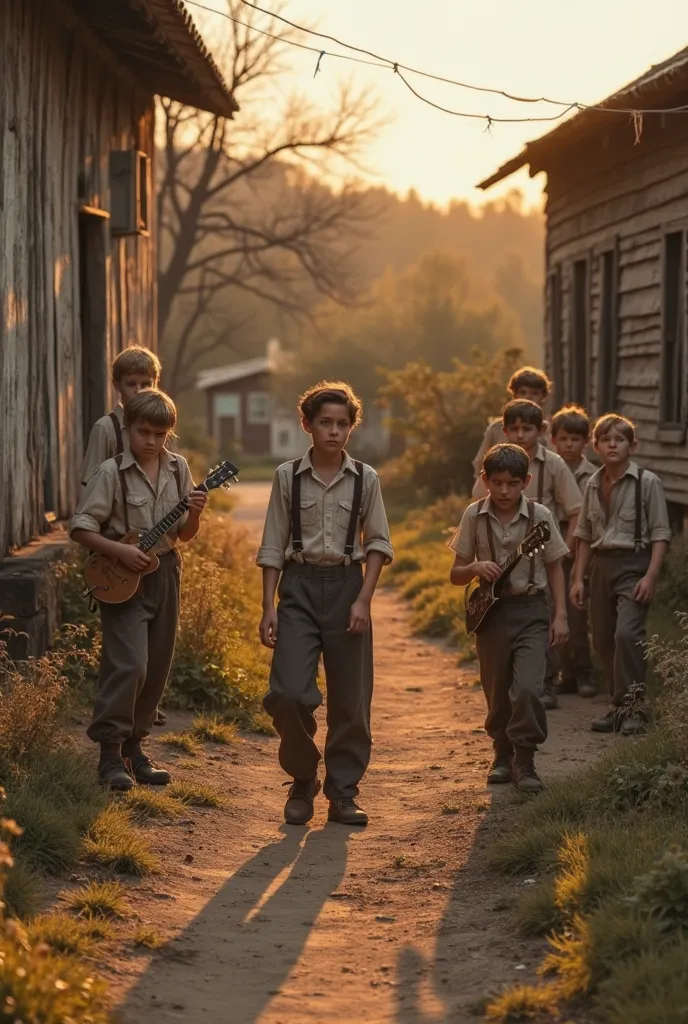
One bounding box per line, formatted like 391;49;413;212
479;46;688;516
0;0;236;652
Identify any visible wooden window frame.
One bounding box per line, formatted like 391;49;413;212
597;239;619;416
246;391;271;425
659;225;688;442
548;265;564;410
569;254;591;407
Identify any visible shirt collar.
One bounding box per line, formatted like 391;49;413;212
531;445;546;462
118;447;179;473
478;494;530;520
296;448;359;475
114;403;124;423
589;460;637;488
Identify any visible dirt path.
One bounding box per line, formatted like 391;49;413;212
106;484;607;1023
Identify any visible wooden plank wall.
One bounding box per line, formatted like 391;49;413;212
544;115;688;504
0;0;156;556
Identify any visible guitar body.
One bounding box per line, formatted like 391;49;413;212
84;532;160;605
465;579;499;636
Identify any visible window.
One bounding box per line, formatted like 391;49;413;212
598;246;619;414
247;391;270;424
548;267;564;408
570;258;590;406
278;429;290;447
660;230;686;429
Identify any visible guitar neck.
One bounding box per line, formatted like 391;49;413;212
138;483;207;552
494;546;523;588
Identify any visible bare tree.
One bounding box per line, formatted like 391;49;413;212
158;1;385;396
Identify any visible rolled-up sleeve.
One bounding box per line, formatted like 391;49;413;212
448;508;476;561
542;511;569;563
70;466;116;536
573;486;593;543
361;470;394;565
645;474;672;543
256;470;291;570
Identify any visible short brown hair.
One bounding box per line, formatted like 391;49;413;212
298;381;362;427
112;345;161;383
483;443;530;481
503;399;544;430
123;389;177;431
508;366;551;398
593;413;636;445
551;404;590;439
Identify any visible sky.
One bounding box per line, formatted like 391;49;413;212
185;0;688;209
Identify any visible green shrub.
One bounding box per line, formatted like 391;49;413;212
595;938;688;1024
628;847;688;936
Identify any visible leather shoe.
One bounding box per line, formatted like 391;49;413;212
577;680;597;698
284;776;321;825
487;758;513;784
328;798;368;826
129;754;171;786
542;685;559;710
154;709;167;726
99;758;134;792
591;709;619;733
513;759;543;794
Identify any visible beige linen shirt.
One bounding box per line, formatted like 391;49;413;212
81;405;128;489
70;448;194;556
449;496;569;595
472;446;581;522
573;461;672;551
473;418;553;477
256;450;394;570
556;455;597;525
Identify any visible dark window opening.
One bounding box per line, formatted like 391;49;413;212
598;247;619;414
660;230;686;427
570;258;590;406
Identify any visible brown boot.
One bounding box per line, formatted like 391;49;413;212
284;776;321;825
513;750;544;794
328;798;368;826
98;757;134;791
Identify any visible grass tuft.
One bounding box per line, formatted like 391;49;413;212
167;781;225;808
6;789;81;875
4;859;41;919
28;912;113;957
133;926;164;950
488;821;565;876
192;714;239;745
82;804;159;876
123;788;184;820
158;732;200;755
67;880;128;920
514;878;560;938
486;983;559;1021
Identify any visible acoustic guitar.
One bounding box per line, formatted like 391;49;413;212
83;460;239;605
464;520;551;636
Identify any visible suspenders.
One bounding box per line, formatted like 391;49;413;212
290;458;364;564
114;454;182;537
109;411;124;457
536;459;544;505
477;498;537;590
634;468;645;551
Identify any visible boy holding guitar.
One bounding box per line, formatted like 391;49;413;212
450;444;569;793
70;390;208;791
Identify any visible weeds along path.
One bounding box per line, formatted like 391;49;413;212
107;485;607;1023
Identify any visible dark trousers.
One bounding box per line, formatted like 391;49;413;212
88;553;180;746
475;595;549;755
263;562;373;800
545;558;594;687
589;549;651;705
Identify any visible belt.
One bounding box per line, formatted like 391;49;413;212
284;561;363;578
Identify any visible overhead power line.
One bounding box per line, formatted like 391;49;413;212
184;0;688;127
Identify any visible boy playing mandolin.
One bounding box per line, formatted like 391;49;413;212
449;444;569;793
71;390;207;791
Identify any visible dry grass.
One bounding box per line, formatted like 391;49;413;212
28;912;113;958
133;926;165;950
192;713;239;745
82;804;159;876
158;732;200;755
123;788;184;820
167;781;225;808
66;880;128;920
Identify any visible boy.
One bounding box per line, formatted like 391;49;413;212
472;365;553;479
257;382;393;827
80;345;161;489
571;414;671;735
550;405;597;699
70;390;207;790
473;399;582;709
450;444;569;793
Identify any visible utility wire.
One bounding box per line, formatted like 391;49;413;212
184;0;688;124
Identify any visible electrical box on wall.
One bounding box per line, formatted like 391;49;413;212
109;150;150;236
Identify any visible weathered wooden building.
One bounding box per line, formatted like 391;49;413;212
0;0;236;652
480;46;688;512
0;0;237;560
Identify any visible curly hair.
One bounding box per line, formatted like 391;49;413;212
508;366;551;398
551;404;590;439
298;381;363;427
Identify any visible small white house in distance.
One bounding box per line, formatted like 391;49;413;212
196;340;304;460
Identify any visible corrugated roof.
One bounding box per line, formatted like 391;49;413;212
67;0;238;117
478;44;688;189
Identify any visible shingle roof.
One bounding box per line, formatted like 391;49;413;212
478;44;688;189
68;0;238;117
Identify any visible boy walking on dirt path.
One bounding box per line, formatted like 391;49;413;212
472;365;554;479
473;399;581;711
450;443;569;793
550;405;597;699
257;383;393;827
571;414;671;735
71;390;207;790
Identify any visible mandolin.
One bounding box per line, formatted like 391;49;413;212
464;520;551;636
83;460;239;605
